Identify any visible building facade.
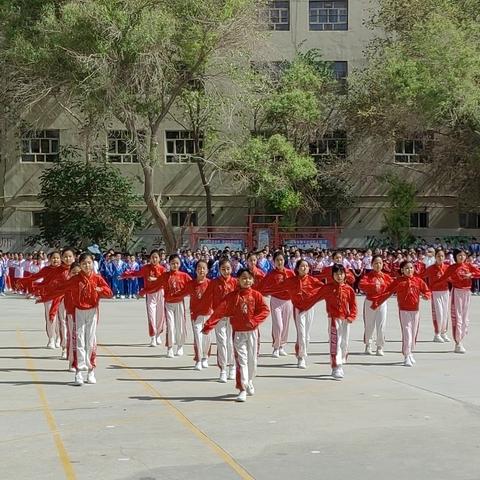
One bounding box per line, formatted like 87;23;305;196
0;0;479;251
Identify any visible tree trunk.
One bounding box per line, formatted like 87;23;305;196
142;163;178;252
196;160;214;227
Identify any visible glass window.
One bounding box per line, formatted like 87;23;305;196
410;212;429;228
309;1;348;31
310;131;347;162
267;1;290;31
165;131;203;163
107;130;144;163
171;211;198;227
21;130;60;163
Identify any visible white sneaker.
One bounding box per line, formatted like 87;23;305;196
167;348;174;358
60;349;67;360
297;358;306;369
235;391;247;402
228;366;236;380
149;336;157;347
454;343;466;354
201;358;209;369
246;382;255;396
194;361;202;371
332;367;343;380
156;335;162;345
376;347;384;356
433;334;444;343
279;347;288;356
441;333;451;342
55;339;61;348
68;367;76;373
176;346;184;357
409;354;416;364
74;372;84;386
47;339;55;349
365;344;374;355
86;370;96;384
404;356;413;367
272;349;280;358
218;370;227;383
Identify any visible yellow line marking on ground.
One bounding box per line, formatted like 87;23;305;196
100;345;255;480
16;330;77;480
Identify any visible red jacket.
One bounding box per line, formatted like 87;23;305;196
314;265;355;285
432;262;480;290
203;275;238;309
267;274;324;312
421;263;449;291
257;268;295;300
169;278;212;319
372;276;431;311
202;287;270;333
51;272;112;310
359;271;394;300
249;266;266;284
312;283;357;322
148;270;192;302
122;263;165;294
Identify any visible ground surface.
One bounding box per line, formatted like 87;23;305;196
1;294;480;480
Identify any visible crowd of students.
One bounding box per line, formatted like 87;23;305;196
1;242;480;402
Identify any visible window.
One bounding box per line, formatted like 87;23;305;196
310;131;347;162
330;61;348;81
309;1;348;31
267;1;290;31
32;212;43;227
460;212;480;229
107;130;143;163
165;131;203;163
410;212;429;228
171;211;198;227
394;134;433;164
312;210;339;226
21;130;59;163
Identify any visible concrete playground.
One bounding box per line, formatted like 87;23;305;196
1;294;480;480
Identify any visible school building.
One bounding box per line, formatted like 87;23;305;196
0;0;479;252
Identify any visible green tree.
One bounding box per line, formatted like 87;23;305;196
238;51;353;219
38;152;142;249
0;0;262;251
346;0;480;207
380;174;417;248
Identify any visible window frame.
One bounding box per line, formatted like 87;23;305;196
394;133;433;164
267;0;290;31
410;211;429;228
106;130;144;164
309;0;348;32
165;130;203;164
309;130;347;162
459;212;480;229
20;129;60;163
170;210;198;227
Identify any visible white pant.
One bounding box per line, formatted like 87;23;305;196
73;308;98;371
234;330;258;391
364;299;387;347
58;300;66;348
329;318;350;367
146;290;165;338
215;317;234;370
44;301;59;341
294;306;315;359
431;290;449;335
192;315;212;361
66;313;74;365
270;296;292;349
399;310;419;356
451;289;471;344
165;301;187;349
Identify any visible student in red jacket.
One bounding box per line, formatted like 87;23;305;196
432;248;480;353
359;255;394;356
122;249;166;346
168;260;212;370
421;249;451;343
371;260;431;367
146;254;191;357
312;265;357;380
202;268;270;402
267;259;324;369
246;252;266;283
257;251;294;358
48;252;112;385
314;251;355;285
202;259;238;382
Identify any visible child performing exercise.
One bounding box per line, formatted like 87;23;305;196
202;269;270;402
371;260;431;367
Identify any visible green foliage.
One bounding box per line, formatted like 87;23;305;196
38;150;142;248
380;174;417;248
230;134;318;212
